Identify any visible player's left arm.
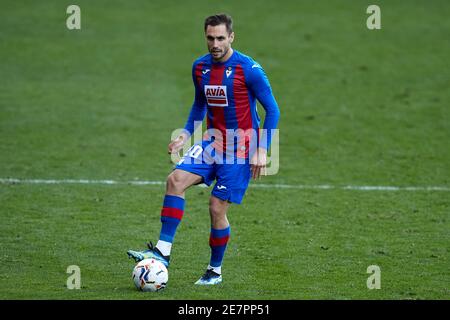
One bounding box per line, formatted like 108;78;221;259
246;62;281;179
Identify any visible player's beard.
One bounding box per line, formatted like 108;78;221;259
211;46;229;62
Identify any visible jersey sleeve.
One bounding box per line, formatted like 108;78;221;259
183;62;207;136
246;62;281;150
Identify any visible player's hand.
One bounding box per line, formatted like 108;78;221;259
250;148;267;180
168;133;188;154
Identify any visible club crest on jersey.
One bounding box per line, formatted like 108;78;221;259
204;85;228;107
226;67;232;78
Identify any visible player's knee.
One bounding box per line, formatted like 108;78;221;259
166;172;185;194
209;199;226;219
209;204;220;218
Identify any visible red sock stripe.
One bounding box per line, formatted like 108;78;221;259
209;235;230;246
161;207;184;220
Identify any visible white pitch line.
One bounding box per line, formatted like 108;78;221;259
251;183;450;191
0;178;165;186
1;178;449;191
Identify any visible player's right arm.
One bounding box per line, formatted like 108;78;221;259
168;62;207;154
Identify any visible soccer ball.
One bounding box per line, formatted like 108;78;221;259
132;258;168;292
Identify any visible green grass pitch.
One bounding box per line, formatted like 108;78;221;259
0;0;449;299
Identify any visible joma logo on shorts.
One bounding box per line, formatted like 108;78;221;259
204;85;228;107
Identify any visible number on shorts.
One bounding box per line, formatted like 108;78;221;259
187;145;203;159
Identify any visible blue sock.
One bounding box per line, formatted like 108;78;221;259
159;195;185;244
209;226;231;269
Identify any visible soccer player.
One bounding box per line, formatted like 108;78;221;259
127;13;280;285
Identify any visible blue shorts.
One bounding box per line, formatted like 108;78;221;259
175;140;251;204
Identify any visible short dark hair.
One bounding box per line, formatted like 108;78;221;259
204;14;233;34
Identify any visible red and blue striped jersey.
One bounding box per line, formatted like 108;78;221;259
183;50;280;158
